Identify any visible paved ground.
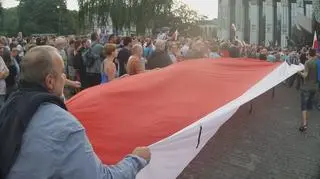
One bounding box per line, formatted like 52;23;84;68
179;84;320;179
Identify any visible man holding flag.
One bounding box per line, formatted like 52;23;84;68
314;31;320;110
297;31;320;132
298;42;318;132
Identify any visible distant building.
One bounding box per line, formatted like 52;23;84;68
218;0;313;47
199;19;219;40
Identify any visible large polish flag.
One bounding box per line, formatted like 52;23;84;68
67;59;303;179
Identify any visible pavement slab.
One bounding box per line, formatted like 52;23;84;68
179;85;320;179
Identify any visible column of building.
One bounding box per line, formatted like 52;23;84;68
250;0;260;44
281;0;289;48
243;0;250;42
265;0;275;46
296;0;305;16
235;0;244;40
218;0;231;40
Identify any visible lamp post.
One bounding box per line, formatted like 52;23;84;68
57;5;61;35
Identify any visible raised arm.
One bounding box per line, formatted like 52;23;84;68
58;128;150;179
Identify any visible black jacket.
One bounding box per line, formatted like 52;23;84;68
0;82;67;179
146;51;172;70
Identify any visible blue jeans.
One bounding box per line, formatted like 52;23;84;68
300;89;316;111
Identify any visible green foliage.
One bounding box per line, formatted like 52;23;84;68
17;0;78;35
152;0;207;36
78;0;174;34
2;7;19;36
0;0;207;36
78;0;205;35
0;0;79;36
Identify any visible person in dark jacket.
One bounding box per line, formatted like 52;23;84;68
146;40;172;70
117;37;132;76
3;49;18;98
72;40;86;90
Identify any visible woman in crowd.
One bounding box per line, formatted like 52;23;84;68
72;40;86;89
143;38;154;58
0;49;9;107
168;42;180;63
3;49;18;99
209;44;221;59
101;43;118;83
219;41;231;57
127;44;145;75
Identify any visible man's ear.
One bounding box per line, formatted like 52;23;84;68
44;74;55;92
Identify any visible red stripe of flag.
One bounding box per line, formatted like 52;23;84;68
66;59;281;164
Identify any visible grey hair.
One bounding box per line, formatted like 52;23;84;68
132;44;143;55
155;40;166;52
55;37;66;50
20;45;59;85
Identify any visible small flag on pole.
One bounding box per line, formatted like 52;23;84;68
231;24;237;32
312;31;318;49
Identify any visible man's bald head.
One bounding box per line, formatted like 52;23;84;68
20;45;62;85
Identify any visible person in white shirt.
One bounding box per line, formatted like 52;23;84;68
181;39;192;57
0;44;9;107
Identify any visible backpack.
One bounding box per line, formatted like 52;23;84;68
82;43;100;68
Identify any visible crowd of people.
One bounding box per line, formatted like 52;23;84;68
0;30;319;178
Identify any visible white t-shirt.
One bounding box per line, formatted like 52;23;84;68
181;45;189;57
17;44;24;57
0;56;9;95
157;33;167;40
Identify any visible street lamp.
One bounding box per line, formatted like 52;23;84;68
57;5;61;35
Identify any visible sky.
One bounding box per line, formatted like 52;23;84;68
3;0;218;19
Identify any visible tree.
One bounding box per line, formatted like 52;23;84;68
0;2;4;32
78;0;174;35
78;0;209;36
2;7;19;36
17;0;78;35
151;0;207;36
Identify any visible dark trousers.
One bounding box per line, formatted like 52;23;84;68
84;73;101;89
5;85;17;100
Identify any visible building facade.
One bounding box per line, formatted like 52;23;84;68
218;0;313;47
199;19;219;40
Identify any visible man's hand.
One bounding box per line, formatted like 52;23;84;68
0;71;9;79
132;147;151;162
65;79;81;88
71;81;81;88
119;74;129;78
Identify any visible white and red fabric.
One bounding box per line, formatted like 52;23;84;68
231;24;237;32
313;31;318;49
66;59;303;179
